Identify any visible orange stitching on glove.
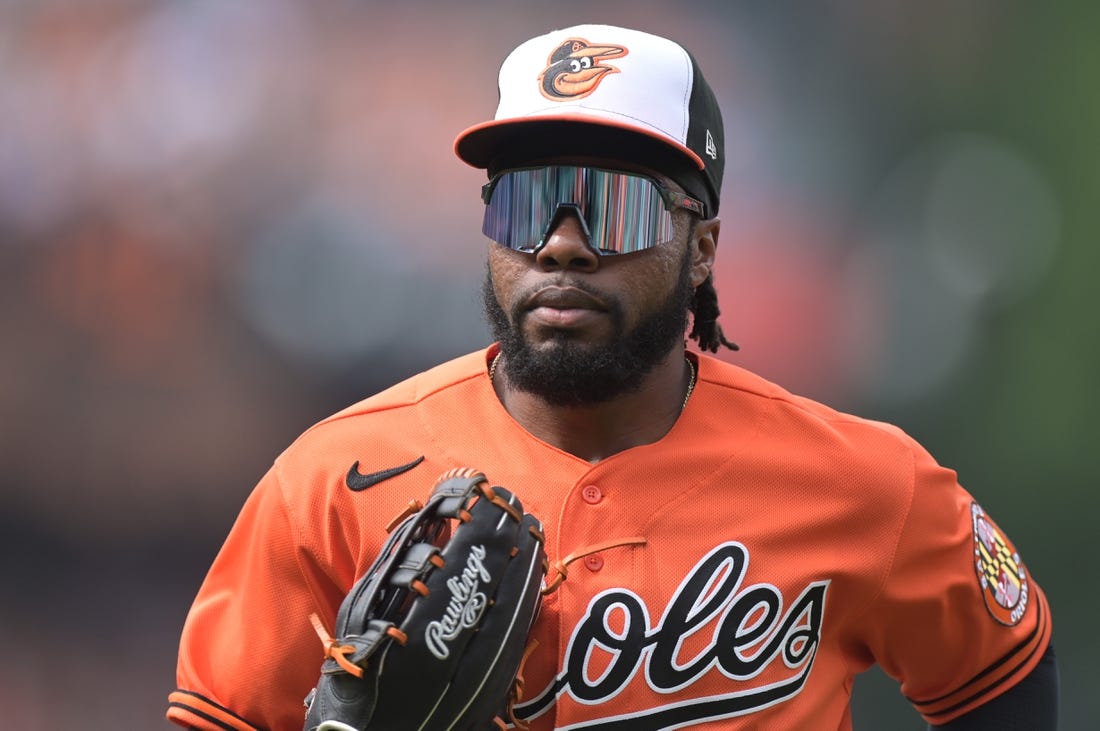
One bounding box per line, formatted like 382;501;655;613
437;466;482;483
494;639;540;730
309;613;365;679
385;500;423;532
513;639;539;703
478;483;524;523
542;537;647;595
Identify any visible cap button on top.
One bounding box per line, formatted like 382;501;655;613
581;485;603;504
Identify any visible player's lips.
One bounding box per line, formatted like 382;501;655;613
524;287;607;328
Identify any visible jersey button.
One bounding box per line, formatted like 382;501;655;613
581;485;603;504
584;554;604;571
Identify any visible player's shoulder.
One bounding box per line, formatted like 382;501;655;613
696;353;919;457
280;348;492;458
695;355;935;519
323;348;490;421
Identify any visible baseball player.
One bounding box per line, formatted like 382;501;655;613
167;24;1057;730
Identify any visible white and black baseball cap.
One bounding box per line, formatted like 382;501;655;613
454;24;725;216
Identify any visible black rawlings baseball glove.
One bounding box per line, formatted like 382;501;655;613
303;468;547;731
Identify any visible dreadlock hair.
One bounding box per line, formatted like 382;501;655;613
689;272;738;353
681;215;738;354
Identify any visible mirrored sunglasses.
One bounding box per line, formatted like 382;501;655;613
481;166;706;255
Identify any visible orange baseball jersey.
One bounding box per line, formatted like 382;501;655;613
168;346;1051;731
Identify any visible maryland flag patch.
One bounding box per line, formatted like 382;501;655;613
971;502;1030;626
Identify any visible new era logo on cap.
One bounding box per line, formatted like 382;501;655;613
455;24;725;216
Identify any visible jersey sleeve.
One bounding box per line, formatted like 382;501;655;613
854;436;1053;726
167;462;346;731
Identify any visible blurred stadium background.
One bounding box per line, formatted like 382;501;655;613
0;1;1094;728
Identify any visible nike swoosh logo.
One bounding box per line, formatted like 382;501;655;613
345;456;425;491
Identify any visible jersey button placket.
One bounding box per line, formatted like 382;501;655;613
580;485;605;572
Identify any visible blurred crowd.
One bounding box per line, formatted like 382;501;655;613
0;1;1093;728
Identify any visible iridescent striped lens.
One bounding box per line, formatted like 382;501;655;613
481;166;699;254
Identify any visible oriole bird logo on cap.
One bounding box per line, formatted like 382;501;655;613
538;38;627;100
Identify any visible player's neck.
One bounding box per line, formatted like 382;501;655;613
492;349;693;463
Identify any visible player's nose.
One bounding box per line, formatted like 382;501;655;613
536;208;599;273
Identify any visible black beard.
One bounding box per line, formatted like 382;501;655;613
481;251;695;406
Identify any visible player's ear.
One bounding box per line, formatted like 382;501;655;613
689;217;719;288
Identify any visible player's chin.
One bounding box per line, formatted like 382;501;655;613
525;333;614;361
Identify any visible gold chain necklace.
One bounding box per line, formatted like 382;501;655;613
489;353;697;411
682;357;697;411
488;352;501;382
